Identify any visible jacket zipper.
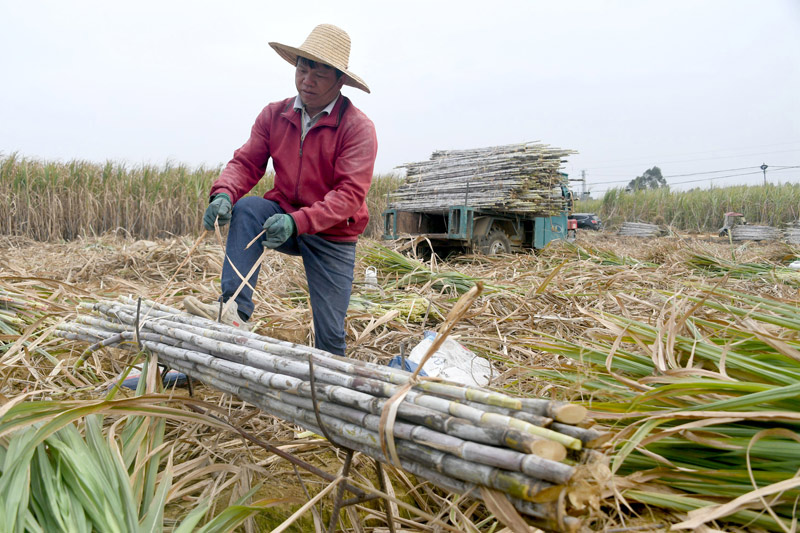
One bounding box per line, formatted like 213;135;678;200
294;129;304;204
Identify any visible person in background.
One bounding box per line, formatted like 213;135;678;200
184;24;378;356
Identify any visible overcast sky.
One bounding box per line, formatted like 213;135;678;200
1;0;798;195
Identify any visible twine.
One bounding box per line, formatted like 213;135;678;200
307;355;349;451
130;215;236;354
378;282;483;468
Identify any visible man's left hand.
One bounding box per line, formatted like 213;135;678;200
262;214;296;248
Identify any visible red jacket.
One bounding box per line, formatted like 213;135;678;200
211;95;378;241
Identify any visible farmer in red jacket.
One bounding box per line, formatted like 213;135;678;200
185;24;377;356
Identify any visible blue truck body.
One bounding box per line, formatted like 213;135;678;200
382;183;575;254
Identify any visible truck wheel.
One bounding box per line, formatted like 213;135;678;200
479;230;511;255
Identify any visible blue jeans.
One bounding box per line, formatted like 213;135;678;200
221;196;356;356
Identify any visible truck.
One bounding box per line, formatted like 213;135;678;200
382;174;577;255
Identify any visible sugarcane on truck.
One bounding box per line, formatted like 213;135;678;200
382;174;577;255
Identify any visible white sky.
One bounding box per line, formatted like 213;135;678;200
1;0;798;196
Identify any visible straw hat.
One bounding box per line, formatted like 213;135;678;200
269;24;370;93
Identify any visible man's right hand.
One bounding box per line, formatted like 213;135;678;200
203;193;232;230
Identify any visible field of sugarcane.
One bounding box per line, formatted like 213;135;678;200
5;153;799;242
2;223;799;532
578;183;800;232
0;154;402;242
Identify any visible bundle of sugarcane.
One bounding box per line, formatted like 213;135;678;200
617;222;667;238
731;224;781;242
56;296;606;531
389;142;576;216
0;286;62;335
783;220;800;244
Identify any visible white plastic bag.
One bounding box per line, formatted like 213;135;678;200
408;331;493;387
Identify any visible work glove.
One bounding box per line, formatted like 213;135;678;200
203;193;232;230
262;213;296;249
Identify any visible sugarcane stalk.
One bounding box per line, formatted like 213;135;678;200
238;385;554;502
65;321;575;463
80;300;583;451
146;352;558;503
120;297;588;427
118;328;569;462
268;389;574;484
254;397;580;530
550;422;613;448
460;400;553;427
57;298;602;526
58;320;582;477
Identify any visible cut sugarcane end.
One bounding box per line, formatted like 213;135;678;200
554;403;587;425
532;440;567;462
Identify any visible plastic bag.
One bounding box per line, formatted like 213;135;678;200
111;364;188;391
406;331;493;387
387;356;427;375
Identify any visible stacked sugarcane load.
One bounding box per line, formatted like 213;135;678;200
783;220;800;244
57;296;608;532
389;142;577;215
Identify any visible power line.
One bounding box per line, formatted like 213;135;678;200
669;170;763;186
574;140;800;168
591;170;763;190
581;147;800;171
586;163;800;180
589;165;765;185
586;166;799;195
580;160;800;179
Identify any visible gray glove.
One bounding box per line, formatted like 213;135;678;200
203;193;232;230
262;214;296;249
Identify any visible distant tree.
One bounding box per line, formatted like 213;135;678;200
626;166;667;191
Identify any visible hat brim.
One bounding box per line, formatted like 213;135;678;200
269;42;370;93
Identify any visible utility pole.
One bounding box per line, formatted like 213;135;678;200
581;170;587;200
568;171;585;200
761;163;768;185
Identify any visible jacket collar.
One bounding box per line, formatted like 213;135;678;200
292;94;338;117
281;94;347;128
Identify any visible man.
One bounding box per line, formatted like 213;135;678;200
184;24;377;356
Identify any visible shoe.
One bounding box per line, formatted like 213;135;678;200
183;296;250;330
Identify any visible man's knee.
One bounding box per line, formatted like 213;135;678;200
232;197;282;223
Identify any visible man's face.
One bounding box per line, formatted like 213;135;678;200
295;60;344;113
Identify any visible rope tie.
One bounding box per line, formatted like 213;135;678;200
307;355;349;451
378;282;483;468
134;297;143;351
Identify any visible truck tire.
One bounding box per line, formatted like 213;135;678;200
478;230;511;255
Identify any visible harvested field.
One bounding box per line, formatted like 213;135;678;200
2;230;799;532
